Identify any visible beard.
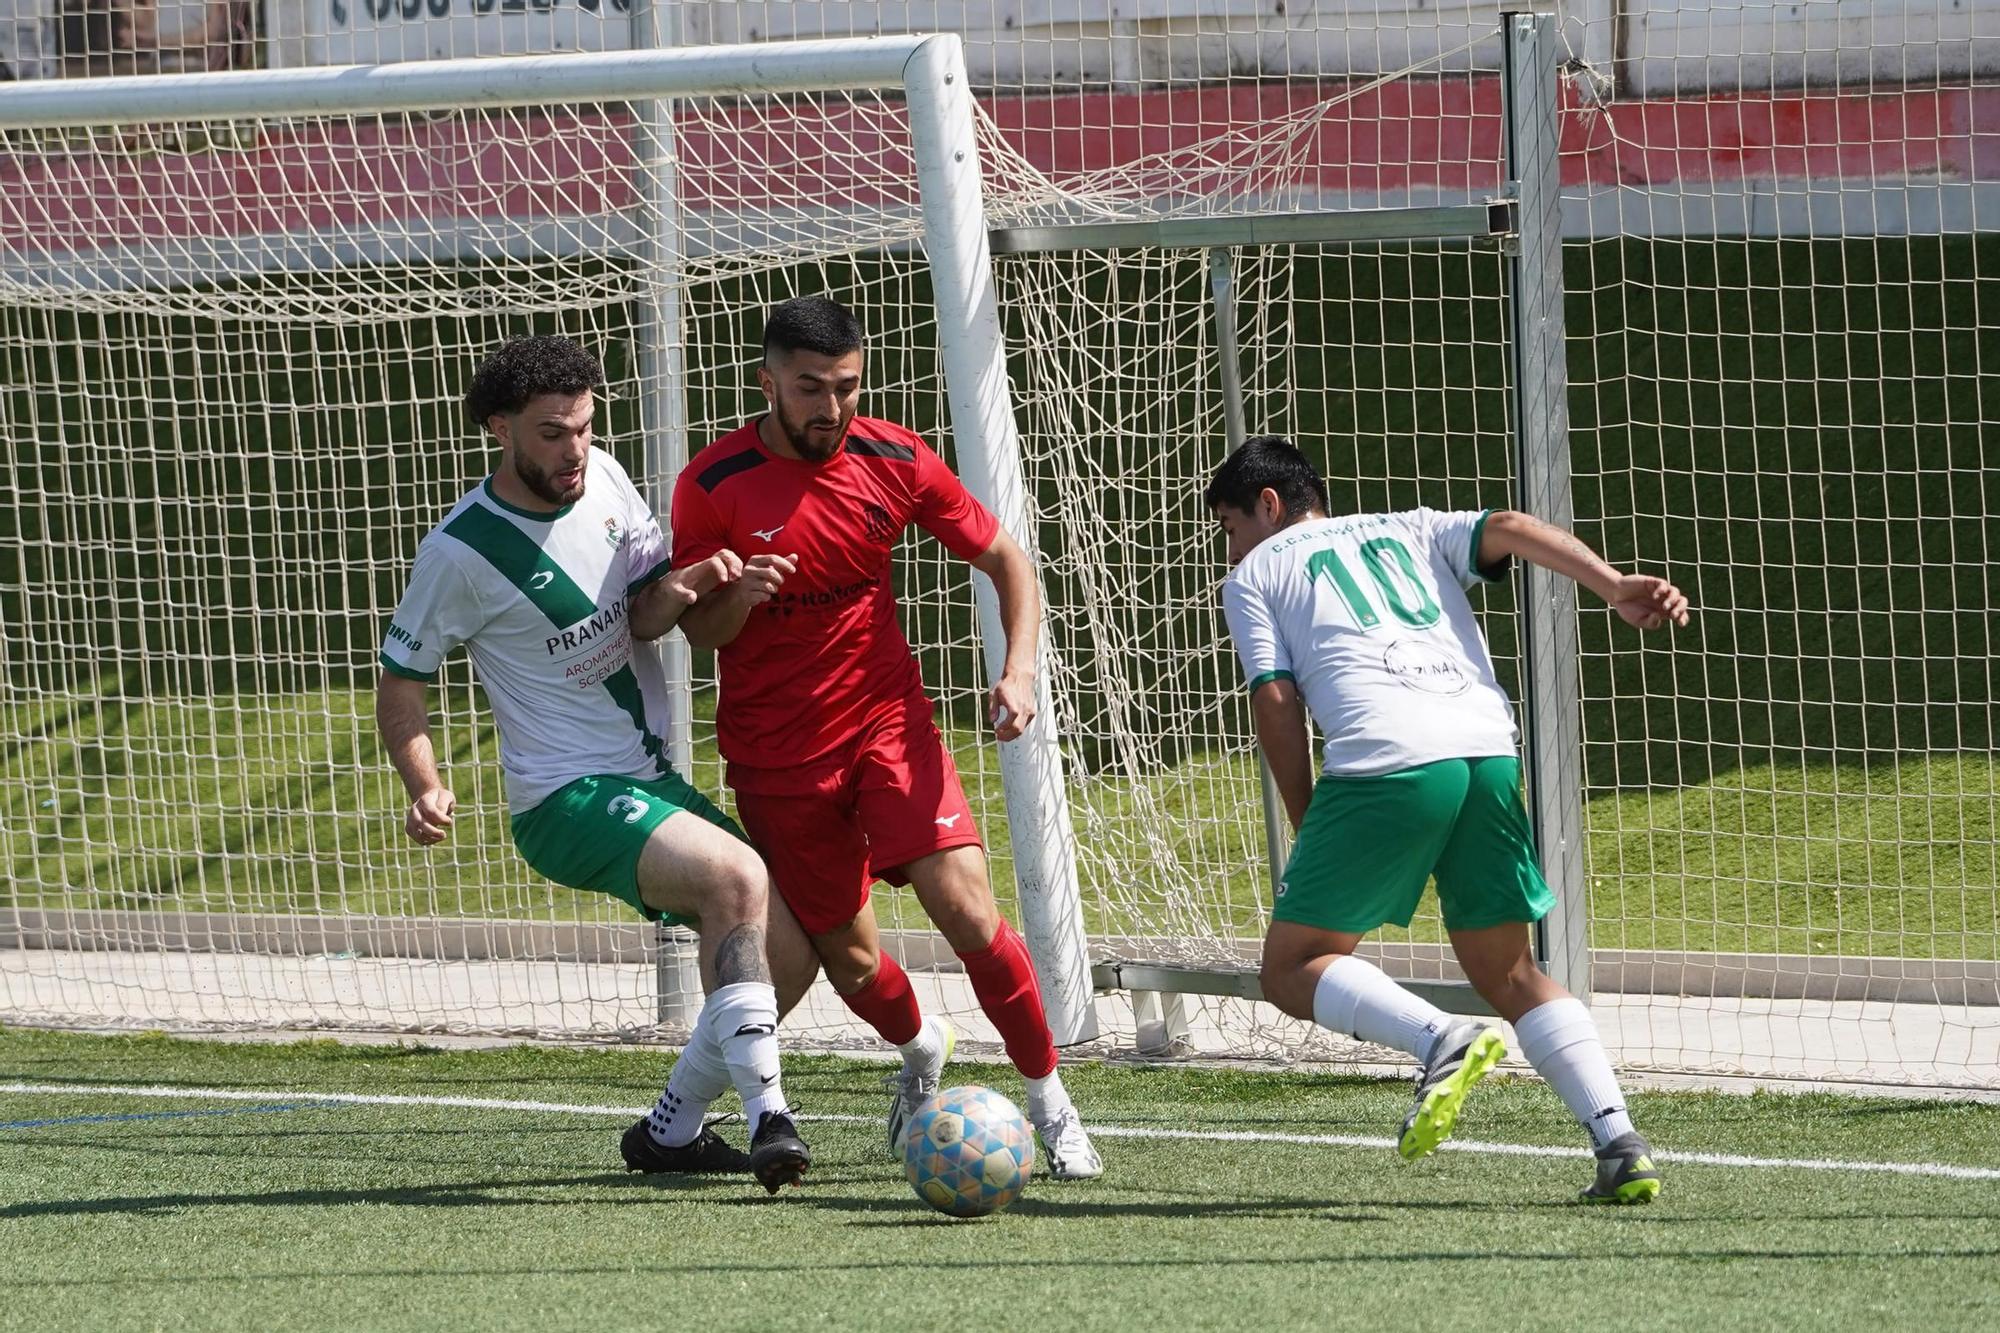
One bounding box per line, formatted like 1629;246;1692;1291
772;398;851;462
515;452;587;506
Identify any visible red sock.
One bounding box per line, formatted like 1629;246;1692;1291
840;951;924;1047
957;921;1058;1080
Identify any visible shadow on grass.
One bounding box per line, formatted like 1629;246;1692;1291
0;1171;773;1219
0;1159;927;1219
3;1246;1998;1292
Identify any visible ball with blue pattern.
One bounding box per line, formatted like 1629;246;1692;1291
902;1084;1035;1218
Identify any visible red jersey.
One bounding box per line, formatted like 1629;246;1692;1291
671;415;1001;768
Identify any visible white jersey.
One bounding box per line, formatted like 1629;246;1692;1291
380;448;675;812
1222;508;1518;776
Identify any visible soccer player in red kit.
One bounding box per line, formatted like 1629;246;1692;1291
672;296;1102;1179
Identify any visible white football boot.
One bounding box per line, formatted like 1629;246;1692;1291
884;1015;955;1155
1033;1104;1104;1181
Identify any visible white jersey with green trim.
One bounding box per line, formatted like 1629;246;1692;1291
1221;508;1518;776
379;447;675;812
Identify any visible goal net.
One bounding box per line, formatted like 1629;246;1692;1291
2;2;1993;1093
0;29;1530;1052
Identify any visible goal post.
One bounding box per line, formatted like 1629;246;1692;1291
0;41;936;122
1500;7;1590;1004
902;35;1100;1044
623;0;702;1027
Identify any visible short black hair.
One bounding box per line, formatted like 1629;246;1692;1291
464;336;605;427
1203;435;1331;519
762;296;865;362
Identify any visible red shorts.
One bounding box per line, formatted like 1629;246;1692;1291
728;696;983;937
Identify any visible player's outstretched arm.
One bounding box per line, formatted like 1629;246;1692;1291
970;530;1040;742
376;672;455;845
1249;679;1315;830
631;550;745;641
677;553;797;650
1476;509;1691;631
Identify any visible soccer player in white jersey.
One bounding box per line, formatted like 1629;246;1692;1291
1208;437;1688;1204
376;336;818;1194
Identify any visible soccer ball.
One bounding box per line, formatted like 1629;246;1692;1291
901;1084;1035;1218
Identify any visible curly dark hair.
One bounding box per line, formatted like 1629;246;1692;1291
762;296;865;362
464;336;605;428
1203;435;1331;519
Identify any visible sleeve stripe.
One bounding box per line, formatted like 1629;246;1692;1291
1467;508;1494;578
695;447;767;492
1247;670;1296;692
1466;507;1510;583
846;435;918;462
378;653;436;682
627;559;673;595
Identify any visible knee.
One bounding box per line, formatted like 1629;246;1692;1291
929;893;998;948
912;856;999;945
704;849;769;931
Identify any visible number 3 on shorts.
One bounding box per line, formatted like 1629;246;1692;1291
607;795;650;824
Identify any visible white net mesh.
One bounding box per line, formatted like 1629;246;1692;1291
2;2;1994;1088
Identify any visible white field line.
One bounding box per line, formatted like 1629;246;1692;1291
3;1080;1996;1182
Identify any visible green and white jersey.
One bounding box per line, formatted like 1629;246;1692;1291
380;447;675;812
1222;509;1518;776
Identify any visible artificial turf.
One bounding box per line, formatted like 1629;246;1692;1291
2;1028;1995;1332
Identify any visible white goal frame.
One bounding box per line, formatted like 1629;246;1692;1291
0;34;1100;1043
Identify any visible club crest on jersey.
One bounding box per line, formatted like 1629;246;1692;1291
603;517;623;548
862;502;894;542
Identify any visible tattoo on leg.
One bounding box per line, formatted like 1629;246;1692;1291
715;923;771;986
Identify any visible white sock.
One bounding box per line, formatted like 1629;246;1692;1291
647;1027;730;1148
1024;1067;1071;1124
1310;955;1452;1062
897;1014;945;1071
701;981;788;1132
1513;996;1635;1150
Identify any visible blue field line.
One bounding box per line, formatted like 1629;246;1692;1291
0;1100;346;1132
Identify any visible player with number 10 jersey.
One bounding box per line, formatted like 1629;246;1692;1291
1212;435;1688;1203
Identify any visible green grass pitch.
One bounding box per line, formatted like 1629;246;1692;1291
2;1029;1996;1332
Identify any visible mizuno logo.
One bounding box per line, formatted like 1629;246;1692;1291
935;814;963;829
752;525;784;542
528;571;555;590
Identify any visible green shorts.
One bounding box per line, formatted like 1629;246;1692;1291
1275;755;1556;935
509;770;745;927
